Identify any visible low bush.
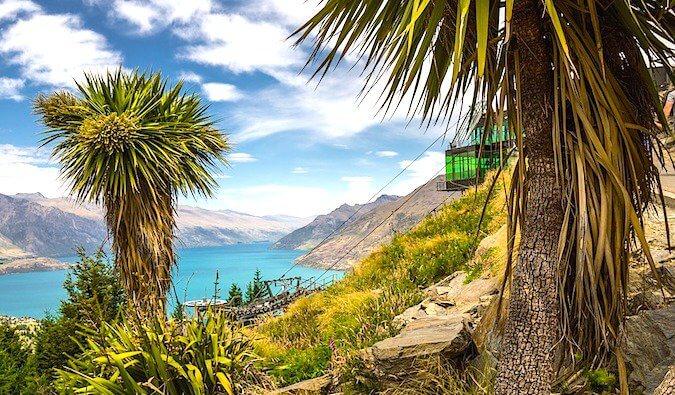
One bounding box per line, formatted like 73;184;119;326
0;324;39;393
57;310;268;394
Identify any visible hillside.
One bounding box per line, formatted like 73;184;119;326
270;194;399;251
0;194;107;258
252;171;507;389
0;193;311;259
292;176;459;270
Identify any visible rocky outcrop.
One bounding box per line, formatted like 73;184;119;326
360;269;500;380
0;257;70;275
363;315;473;378
624;305;675;394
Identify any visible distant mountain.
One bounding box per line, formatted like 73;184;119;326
270;194;399;251
291;177;459;270
0;193;312;259
174;206;311;248
0;193;107;258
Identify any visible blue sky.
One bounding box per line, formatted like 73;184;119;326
0;0;457;217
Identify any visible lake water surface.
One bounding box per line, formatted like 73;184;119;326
0;243;342;318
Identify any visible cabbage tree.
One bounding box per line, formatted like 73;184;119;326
295;0;673;392
35;70;230;316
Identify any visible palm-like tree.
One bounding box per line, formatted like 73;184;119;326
35;70;230;316
295;0;673;393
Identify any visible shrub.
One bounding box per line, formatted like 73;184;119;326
586;368;616;393
57;310;268;394
0;324;39;393
34;248;124;376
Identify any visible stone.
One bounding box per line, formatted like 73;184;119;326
272;375;332;394
365;315;473;377
624;305;675;394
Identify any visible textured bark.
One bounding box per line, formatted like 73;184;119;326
495;0;564;393
654;367;675;395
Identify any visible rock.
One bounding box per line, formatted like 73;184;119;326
624;305;675;394
628;263;675;313
395;271;499;328
272;375;332;394
364;315;473;377
654;366;674;395
472;291;508;359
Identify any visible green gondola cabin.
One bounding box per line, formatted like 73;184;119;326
438;116;514;191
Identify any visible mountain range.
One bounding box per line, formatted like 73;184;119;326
0;193;312;260
290;176;459;270
269;194;400;251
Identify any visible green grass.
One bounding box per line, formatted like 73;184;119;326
251;172;508;388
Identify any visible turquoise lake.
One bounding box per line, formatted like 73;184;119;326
0;243;342;318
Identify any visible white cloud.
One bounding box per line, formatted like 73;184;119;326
389;151;445;196
292;167;308;174
0;77;24;100
180;13;302;74
111;0;213;33
112;0;157;33
202;82;242;102
341;176;375;204
215;184;338;217
0;0;39;21
0;13;122;87
0;144;65;197
178;71;202;83
227;153;257;163
230;69;393;142
375;151;398;158
248;0;320;27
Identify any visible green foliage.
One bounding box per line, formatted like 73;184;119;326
245;268;265;303
267;345;332;385
586;368;616;393
35;69;231;313
34;248;124;375
228;283;244;307
0;324;39;394
60;248;125;326
253;174;506;386
57;310;267;394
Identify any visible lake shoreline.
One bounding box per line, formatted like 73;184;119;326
0;243;342;319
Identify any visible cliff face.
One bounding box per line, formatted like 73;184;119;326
269;195;399;251
0;193;312;259
293;177;459;270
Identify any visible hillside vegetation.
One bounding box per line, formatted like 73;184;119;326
251;171;509;388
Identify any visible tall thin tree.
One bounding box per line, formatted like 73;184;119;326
294;0;673;392
35;70;230;316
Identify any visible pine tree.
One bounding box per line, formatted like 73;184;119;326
227;284;243;307
244;269;265;303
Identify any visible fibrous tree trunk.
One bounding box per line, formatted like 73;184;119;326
495;0;564;393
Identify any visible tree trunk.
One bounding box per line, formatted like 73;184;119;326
495;0;564;393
